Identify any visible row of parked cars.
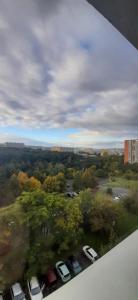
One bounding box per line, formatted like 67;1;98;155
0;245;98;300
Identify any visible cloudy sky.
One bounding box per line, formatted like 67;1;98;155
0;0;138;148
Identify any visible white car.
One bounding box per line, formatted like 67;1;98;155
83;245;98;262
10;283;26;300
0;292;3;300
55;261;71;283
27;277;43;300
114;196;120;201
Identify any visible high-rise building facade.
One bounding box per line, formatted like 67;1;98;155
124;139;138;164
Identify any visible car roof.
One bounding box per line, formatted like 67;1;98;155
12;283;22;296
59;264;69;276
47;269;57;283
30;277;39;289
87;247;97;257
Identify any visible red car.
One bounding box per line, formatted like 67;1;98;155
47;269;57;287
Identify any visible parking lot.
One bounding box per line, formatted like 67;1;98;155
3;250;92;300
41;251;91;298
112;187;129;200
98;180;129;201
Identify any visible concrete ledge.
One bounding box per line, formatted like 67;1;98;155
45;230;138;300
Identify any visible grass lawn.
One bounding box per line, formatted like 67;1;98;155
107;177;138;190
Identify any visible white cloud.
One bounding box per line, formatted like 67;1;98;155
0;0;138;147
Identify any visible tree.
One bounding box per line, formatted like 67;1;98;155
73;171;82;192
17;172;29;190
95;169;107;178
43;172;66;193
123;190;138;215
17;190;82;273
81;166;97;189
78;189;93;229
56;172;66;192
43;176;59;193
106;187;113;195
27;177;41;191
17;190;48;230
9;174;21;196
89;193;123;238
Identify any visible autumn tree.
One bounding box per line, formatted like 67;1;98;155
17;172;29;190
73;166;97;192
26;176;41;191
81;166;97;189
43;172;66;193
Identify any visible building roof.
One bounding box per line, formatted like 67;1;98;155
45;230;138;300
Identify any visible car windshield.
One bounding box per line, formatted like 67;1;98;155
31;287;41;295
14;293;24;300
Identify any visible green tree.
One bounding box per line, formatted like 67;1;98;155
17;190;48;230
17;190;82;273
56;172;66;192
90;193;123;238
106;187;113;195
81;166;97;189
73;171;83;192
78;189;93;229
9;174;21;196
123;190;138;215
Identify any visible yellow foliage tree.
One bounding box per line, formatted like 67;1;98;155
27;176;41;191
17;172;29;189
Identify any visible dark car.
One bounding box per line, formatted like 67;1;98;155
67;255;82;275
47;269;57;287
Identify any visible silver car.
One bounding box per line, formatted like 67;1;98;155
56;261;71;283
10;283;26;300
83;245;98;262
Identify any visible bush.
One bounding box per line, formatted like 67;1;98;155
106;187;113;195
123;190;138;215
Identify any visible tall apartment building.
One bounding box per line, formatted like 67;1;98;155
124;139;138;164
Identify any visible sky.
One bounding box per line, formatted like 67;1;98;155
0;0;138;149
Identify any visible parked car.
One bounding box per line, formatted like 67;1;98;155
67;255;82;275
0;291;3;300
27;277;43;300
55;261;71;283
10;283;26;300
83;245;98;262
65;192;78;198
114;196;120;201
47;269;57;287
